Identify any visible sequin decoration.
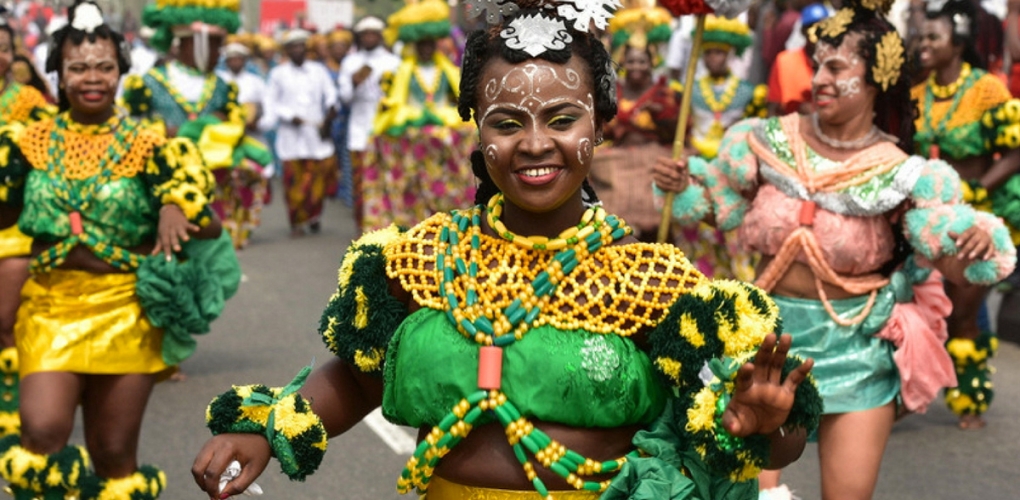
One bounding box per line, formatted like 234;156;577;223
464;0;520;23
580;336;620;382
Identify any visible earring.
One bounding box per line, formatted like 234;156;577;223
594;135;604;146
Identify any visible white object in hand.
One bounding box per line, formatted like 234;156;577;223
219;460;264;497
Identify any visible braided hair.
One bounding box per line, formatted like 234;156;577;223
925;0;984;70
458;9;618;206
45;0;131;112
814;5;915;155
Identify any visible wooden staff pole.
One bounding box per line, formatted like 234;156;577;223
657;13;706;243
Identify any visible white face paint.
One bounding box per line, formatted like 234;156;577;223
813;40;863;99
478;62;596;166
62;41;118;76
474;57;600;214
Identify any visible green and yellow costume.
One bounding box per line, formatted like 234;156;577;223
207;197;822;499
0;80;55;438
0;111;221;499
912;64;1020;418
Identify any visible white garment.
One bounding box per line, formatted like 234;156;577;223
32;42;58;100
129;44;159;77
217;69;266;105
167;62;209;102
260;60;337;161
337;46;400;152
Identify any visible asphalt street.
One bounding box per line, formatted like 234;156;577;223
82;185;1020;500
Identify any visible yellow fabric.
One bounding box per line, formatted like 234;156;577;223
373;53;463;136
18;119;165;180
15;270;168;377
0;83;50;126
422;476;601;499
197;120;244;169
911;73;1012;131
0;224;30;260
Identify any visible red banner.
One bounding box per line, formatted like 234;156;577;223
259;0;307;34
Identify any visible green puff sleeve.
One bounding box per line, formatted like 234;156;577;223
980;98;1020;154
647;280;822;483
0;123;30;206
319;226;410;376
120;74;153;118
139;137;216;227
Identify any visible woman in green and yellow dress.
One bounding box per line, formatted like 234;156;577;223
0;3;226;498
913;0;1020;429
0;19;54;438
192;4;822;500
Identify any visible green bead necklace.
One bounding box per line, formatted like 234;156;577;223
399;194;636;498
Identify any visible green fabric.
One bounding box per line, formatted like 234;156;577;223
136;67;235;130
772;293;899;418
142;5;241;53
603;399;759;500
235;137;273;167
382;307;668;428
992;175;1020;230
19;170;158;246
136;230;240;365
0;124;32;206
397;20;451;43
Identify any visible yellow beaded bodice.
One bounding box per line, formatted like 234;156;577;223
19;117;165;180
384;213;706;337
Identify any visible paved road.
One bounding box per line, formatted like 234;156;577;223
103;188;1019;500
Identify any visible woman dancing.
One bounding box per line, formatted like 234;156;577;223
654;0;1016;497
0;2;223;498
193;2;822;500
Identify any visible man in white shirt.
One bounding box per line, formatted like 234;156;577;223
218;42;267;136
337;16;400;228
260;29;338;237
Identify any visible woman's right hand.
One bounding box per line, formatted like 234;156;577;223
652;155;690;193
192;434;271;500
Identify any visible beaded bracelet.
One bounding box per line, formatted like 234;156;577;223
206;366;328;481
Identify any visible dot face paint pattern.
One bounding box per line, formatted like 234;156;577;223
813;40;863;99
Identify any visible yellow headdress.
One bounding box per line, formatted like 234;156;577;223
607;0;672;50
701;15;752;56
142;0;241;52
384;0;452;47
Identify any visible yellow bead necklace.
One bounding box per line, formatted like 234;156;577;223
928;62;971;100
485;194;605;252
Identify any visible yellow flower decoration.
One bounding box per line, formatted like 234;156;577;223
872;31;904;91
816;8;854;39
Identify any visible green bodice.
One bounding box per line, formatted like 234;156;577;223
382;308;668;428
19;169;157;246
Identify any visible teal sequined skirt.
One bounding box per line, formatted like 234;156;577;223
773;294;899;416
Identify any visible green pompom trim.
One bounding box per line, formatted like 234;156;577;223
992;175;1020;230
700;30;753;56
318;231;409;375
612;25;672;49
207;366;327;481
143;5;241;53
944;333;997;416
397;20;451;43
0;439;90;498
80;465;166;500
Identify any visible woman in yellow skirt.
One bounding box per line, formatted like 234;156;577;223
0;3;223;499
0;19;54;438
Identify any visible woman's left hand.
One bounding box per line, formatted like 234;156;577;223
153;204;199;260
722;333;814;438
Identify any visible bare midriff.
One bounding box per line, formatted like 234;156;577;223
758;255;871;301
31;240;153;274
426;420;643;490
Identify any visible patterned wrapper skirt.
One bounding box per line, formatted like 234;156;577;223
16;270;169;377
0;225;31;260
361;125;476;232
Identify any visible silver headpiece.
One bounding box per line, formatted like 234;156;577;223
952;13;971;37
465;0;622;56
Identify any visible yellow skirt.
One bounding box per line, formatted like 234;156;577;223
422;476;601;499
16;270;169;377
0;225;31;260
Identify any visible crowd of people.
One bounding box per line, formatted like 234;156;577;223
0;0;1016;499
